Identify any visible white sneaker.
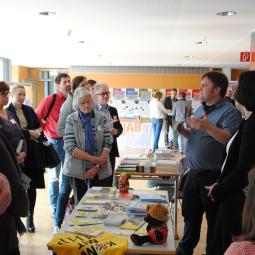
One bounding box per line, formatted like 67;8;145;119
53;226;60;234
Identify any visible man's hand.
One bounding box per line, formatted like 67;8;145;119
188;115;210;132
84;166;98;180
205;182;218;201
0;174;12;215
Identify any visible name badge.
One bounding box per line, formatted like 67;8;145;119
10;119;17;124
97;125;103;131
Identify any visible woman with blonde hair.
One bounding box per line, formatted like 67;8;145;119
149;91;171;151
7;83;44;233
224;167;255;255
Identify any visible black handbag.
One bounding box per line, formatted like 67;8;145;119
41;140;61;168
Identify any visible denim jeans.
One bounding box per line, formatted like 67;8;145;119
47;138;65;214
55;173;71;227
151;118;163;151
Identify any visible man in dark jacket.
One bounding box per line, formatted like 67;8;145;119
163;88;177;148
94;83;123;186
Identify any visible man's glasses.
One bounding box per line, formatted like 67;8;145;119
0;91;10;96
96;92;110;96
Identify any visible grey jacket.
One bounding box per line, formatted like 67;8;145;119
57;93;73;137
63;110;112;180
172;99;192;123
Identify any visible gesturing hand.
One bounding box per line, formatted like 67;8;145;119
205;182;218;201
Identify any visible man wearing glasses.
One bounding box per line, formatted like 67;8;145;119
94;84;123;186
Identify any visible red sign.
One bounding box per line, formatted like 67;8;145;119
240;52;251;62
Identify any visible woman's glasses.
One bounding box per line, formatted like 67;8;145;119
0;91;10;96
96;92;110;97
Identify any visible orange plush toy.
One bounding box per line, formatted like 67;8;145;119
131;203;169;245
119;172;129;193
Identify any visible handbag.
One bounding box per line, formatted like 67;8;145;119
41;140;61;168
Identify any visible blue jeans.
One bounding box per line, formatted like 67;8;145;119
47;138;65;214
151;118;163;151
55;173;71;227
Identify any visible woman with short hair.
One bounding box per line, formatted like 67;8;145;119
63;87;112;204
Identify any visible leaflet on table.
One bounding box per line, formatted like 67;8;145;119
88;186;116;194
69;219;103;226
81;199;112;205
66;226;103;237
138;193;167;203
103;213;126;227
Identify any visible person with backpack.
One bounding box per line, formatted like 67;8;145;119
36;73;71;221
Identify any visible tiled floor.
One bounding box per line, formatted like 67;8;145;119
19;147;206;255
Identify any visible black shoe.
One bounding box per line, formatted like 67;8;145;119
26;212;35;233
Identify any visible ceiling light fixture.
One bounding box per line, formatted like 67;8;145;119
78;40;85;44
195;40;207;45
216;11;236;16
184;55;194;59
39;11;56;16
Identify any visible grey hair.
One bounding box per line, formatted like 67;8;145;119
72;87;92;111
10;84;25;93
94;83;109;95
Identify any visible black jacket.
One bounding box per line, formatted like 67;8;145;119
212;113;255;201
7;103;45;187
0;132;28;254
108;106;123;158
163;96;177;121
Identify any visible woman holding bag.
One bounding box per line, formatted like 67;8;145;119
7;84;45;233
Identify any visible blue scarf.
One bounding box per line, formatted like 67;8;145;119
78;110;96;156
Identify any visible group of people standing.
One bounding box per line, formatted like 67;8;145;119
176;71;255;255
36;74;123;233
149;87;192;153
0;73;123;254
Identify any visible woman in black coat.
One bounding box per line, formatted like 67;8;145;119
205;71;255;255
7;84;45;233
0;131;28;255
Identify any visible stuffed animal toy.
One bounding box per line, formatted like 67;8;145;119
131;203;169;246
119;172;129;193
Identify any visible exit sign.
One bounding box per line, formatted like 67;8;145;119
240;52;251;62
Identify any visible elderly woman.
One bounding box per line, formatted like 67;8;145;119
7;84;44;233
63;87;112;204
205;71;255;255
94;83;123;185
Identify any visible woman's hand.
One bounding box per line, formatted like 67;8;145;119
205;182;218;201
92;156;107;166
17;152;26;164
29;129;41;139
111;128;118;136
84;166;98;180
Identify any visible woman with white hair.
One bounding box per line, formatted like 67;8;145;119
63;87;112;204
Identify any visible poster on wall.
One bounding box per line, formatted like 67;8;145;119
126;88;138;100
112;88;125;100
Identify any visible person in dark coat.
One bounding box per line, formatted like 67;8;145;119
7;84;45;233
94;83;123;185
0;130;29;255
206;71;255;255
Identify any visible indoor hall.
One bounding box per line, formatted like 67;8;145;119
0;1;255;255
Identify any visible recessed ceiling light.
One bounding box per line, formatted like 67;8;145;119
39;11;56;16
216;11;236;16
184;55;194;59
78;40;85;44
97;54;103;57
195;40;208;45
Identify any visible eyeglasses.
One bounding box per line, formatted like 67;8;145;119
96;92;110;96
0;91;10;96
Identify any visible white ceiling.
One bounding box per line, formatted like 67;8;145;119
0;0;254;68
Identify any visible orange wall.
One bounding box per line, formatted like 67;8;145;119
69;72;202;89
